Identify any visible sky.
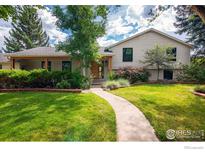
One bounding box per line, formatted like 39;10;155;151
0;5;187;51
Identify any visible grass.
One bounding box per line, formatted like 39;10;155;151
0;92;116;141
110;84;205;141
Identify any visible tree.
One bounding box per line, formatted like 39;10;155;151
3;6;49;53
149;5;205;24
174;6;205;56
0;6;15;21
0;5;43;21
141;45;175;80
53;6;107;77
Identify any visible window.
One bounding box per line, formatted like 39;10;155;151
48;61;51;71
104;48;112;53
62;61;72;72
164;70;173;80
41;61;45;69
0;64;2;69
123;48;133;62
41;61;51;71
167;47;177;61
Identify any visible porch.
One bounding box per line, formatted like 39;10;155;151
91;56;112;80
9;56;79;72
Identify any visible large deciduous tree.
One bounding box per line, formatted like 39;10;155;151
53;5;107;77
141;45;175;80
3;6;49;53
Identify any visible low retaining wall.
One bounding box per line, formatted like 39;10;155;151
0;88;82;93
193;91;205;98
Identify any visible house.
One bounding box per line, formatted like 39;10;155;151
0;28;192;81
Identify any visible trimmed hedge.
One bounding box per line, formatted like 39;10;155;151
0;69;89;89
112;67;150;84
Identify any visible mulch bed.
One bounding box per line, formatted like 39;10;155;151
0;88;81;93
193;91;205;98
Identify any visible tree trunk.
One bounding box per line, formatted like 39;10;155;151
157;65;160;81
81;58;86;76
191;5;205;23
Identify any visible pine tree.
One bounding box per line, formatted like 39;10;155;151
174;6;205;56
3;6;49;53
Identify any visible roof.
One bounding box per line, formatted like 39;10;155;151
5;46;114;58
0;53;9;63
5;47;68;57
107;28;193;48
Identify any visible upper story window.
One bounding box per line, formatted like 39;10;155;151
62;61;72;72
123;48;133;62
167;47;177;61
104;48;112;53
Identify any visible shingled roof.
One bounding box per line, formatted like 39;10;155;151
5;47;114;58
5;47;69;57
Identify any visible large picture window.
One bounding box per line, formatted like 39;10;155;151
123;48;133;62
62;61;72;72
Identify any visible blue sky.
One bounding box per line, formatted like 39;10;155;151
0;5;187;51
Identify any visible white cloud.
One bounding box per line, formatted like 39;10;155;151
37;8;67;44
0;19;12;51
97;37;118;47
106;16;133;36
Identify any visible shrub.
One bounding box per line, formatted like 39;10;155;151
102;79;130;90
114;67;150;83
108;71;116;80
117;78;130;87
176;63;205;83
194;85;205;93
102;80;120;90
0;69;89;89
0;70;30;88
56;80;71;89
28;69;52;88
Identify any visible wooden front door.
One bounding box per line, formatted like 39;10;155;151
91;62;100;79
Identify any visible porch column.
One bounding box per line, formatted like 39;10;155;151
108;56;112;73
44;58;48;70
10;58;15;69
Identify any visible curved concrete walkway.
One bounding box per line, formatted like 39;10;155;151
90;88;159;141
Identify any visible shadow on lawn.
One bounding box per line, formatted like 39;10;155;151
0;92;83;128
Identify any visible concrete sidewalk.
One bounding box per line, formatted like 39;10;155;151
90;88;159;141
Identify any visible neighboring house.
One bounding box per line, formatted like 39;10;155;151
0;28;192;81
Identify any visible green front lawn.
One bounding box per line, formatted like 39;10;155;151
110;84;205;141
0;92;116;141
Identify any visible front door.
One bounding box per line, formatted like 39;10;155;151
91;62;100;79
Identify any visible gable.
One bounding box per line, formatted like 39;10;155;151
108;29;192;49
